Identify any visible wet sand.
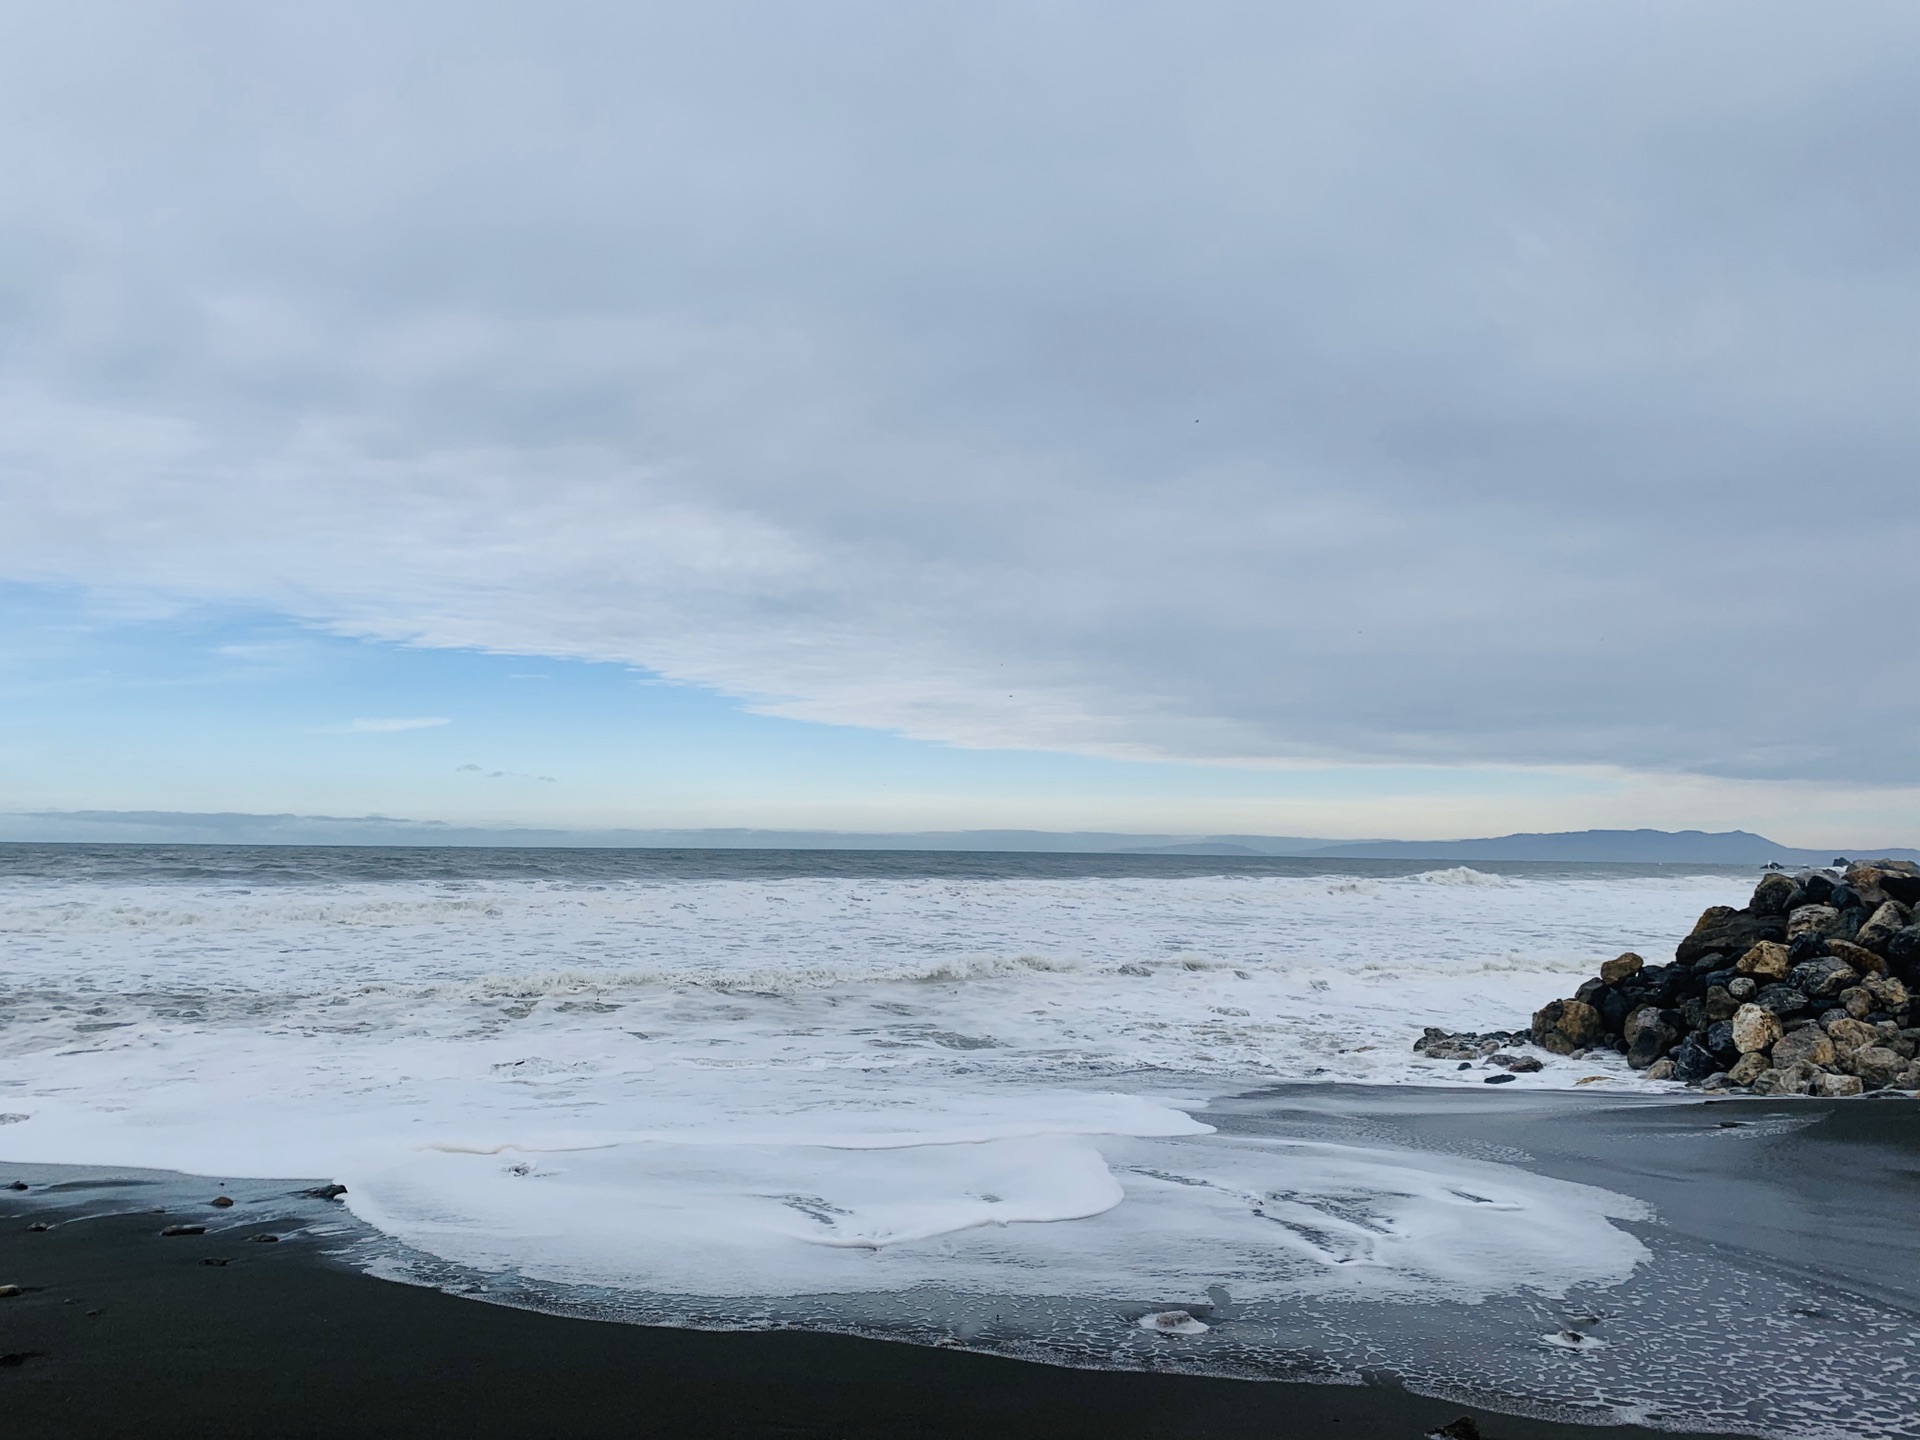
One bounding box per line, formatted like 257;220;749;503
0;1125;1796;1440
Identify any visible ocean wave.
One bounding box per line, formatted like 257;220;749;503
1405;866;1507;887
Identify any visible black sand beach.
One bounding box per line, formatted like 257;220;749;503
1;1185;1748;1440
20;1083;1919;1440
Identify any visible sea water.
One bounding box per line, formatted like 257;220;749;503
2;846;1914;1436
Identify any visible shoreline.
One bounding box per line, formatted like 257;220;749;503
1;1171;1757;1440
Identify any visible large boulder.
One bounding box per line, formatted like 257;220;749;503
1790;956;1860;999
1751;1061;1819;1095
1855;862;1920;907
1731;1003;1783;1053
1750;872;1799;915
1821;1015;1879;1055
1623;1007;1676;1069
1865;974;1910;1012
1598;952;1644;985
1788;905;1841;941
1753;984;1809;1016
1888;925;1920;971
1797;871;1838;905
1855;901;1912;954
1824;939;1886;977
1851;1046;1905;1089
1705;984;1740;1022
1669;1036;1720;1083
1727;1051;1769;1086
1812;1072;1865;1098
1530;998;1603;1055
1772;1027;1836;1070
1676;907;1785;967
1735;942;1791;982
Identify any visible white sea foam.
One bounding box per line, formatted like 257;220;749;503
0;863;1737;1316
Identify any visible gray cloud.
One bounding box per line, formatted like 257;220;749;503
1;1;1916;783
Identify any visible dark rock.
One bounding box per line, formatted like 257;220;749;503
1754;984;1809;1017
1798;871;1837;905
1483;1073;1516;1084
1751;872;1798;915
159;1224;206;1237
3;1181;25;1192
1705;985;1739;1022
1428;1418;1482;1440
298;1184;348;1201
1834;906;1870;943
1626;1017;1675;1070
1787;932;1829;965
1790;957;1859;998
26;1223;50;1232
1888;925;1920;970
1865;864;1920;906
199;1257;233;1267
1830;884;1861;913
1639;966;1685;1005
1414;1027;1524;1060
1856;901;1912;954
1680;997;1709;1032
1670;1036;1720;1083
1599;988;1634;1034
211;1196;234;1209
1575;978;1609;1008
247;1234;281;1244
1705;1019;1737;1057
1676;907;1784;967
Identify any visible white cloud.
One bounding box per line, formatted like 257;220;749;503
340;717;451;733
0;2;1915;788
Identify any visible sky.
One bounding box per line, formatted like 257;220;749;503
2;1;1917;845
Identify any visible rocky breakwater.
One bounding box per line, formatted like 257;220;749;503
1529;861;1920;1096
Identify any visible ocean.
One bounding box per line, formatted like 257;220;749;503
3;845;1915;1436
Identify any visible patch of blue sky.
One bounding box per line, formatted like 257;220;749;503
0;583;1611;832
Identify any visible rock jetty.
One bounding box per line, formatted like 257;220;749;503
1527;861;1920;1095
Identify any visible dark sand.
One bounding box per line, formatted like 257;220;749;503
0;1159;1769;1440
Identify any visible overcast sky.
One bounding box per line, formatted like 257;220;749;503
2;2;1917;841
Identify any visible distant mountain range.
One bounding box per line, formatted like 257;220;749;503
3;811;1916;865
1292;829;1920;865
